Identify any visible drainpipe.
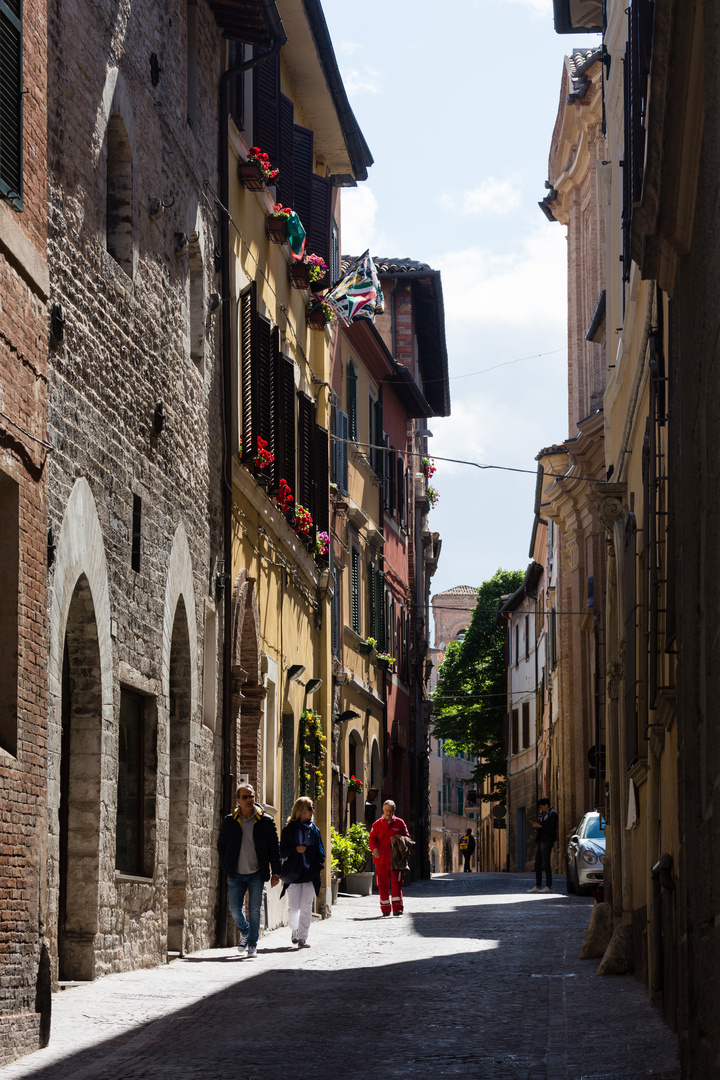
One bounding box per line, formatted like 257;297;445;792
217;10;286;948
650;852;675;993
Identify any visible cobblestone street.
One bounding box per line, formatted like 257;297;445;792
0;874;680;1080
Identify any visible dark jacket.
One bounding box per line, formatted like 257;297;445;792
279;820;325;896
217;805;281;880
535;806;558;845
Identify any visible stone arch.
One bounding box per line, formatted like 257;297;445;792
95;68;137;277
161;522;198;716
48;478;113;982
347;727;363;826
231;569;265;791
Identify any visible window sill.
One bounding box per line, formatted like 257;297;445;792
115;872;154;885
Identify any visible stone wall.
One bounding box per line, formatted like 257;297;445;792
45;0;225;985
0;0;49;1057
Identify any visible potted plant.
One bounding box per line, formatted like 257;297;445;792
274;477;294;514
341;824;374;895
293;503;313;538
420;456;437;481
347;774;362;804
315;530;330;557
307;301;335;331
266;203;291;244
427;485;440;508
367;786;379;801
238;146;278;191
357;636;377;656
375;651;396;671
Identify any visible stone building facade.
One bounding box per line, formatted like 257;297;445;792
0;0;50;1058
45;0;226;986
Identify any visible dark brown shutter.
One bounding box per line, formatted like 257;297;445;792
340;412;349;494
258;314;273;467
309;173;332;265
239;282;258;462
347;363;358;441
351;548;360;634
297;392;314;512
313;425;329;542
397;458;405;525
292;126;313;240
276;94;294;209
368;560;376;639
275;353;296;494
227;41;245;132
252;53;279;163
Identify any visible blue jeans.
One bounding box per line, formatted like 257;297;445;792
227;872;264;947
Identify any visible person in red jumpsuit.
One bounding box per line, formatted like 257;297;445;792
369;800;411;916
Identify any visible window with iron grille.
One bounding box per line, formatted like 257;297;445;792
0;0;23;209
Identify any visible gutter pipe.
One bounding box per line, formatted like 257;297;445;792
217;5;287;948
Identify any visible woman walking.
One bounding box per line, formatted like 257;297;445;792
280;797;325;947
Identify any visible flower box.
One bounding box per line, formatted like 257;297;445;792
357;641;375;656
307;305;332;331
289;262;311;289
266;215;289;244
376;656;394;671
238;161;266;191
310;274;328;295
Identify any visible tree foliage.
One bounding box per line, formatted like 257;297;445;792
432;567;524;802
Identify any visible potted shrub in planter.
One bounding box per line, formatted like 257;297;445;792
238;146;278;191
331;824;373;895
307;301;335;331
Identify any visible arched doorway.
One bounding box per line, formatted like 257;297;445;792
59;575;102;981
348;731;362;826
167;598;191;955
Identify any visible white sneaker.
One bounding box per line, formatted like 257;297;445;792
291;931;298;945
527;886;542;893
542;887;552;893
247;945;257;957
297;939;310;948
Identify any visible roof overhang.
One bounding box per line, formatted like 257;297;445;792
552;0;602;34
208;0;282;47
378;269;450;417
276;0;373;182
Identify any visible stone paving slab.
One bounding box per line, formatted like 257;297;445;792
0;873;681;1080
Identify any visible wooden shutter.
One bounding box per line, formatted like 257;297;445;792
368;560;376;639
0;0;22;207
378;571;386;650
340;412;349;495
297;392;314;512
292;126;313;240
400;604;408;678
397;458;405;525
331;576;341;657
313;424;329;540
277;94;294;210
309;172;332;265
347;363;358;441
522;702;530;748
373;399;384;475
239;282;258;462
258;315;273;476
351;548;360;634
252;53;279;163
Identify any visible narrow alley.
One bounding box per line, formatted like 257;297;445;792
0;875;680;1080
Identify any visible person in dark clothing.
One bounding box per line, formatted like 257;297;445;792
459;828;476;872
217;782;281;956
279;796;325;948
528;798;558;893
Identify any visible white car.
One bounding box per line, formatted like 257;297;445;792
566;812;605;895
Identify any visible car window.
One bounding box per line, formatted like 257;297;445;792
584;816;606;839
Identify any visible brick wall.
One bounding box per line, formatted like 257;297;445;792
44;0;225;987
0;0;49;1061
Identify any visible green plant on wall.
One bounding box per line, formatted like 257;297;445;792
299;708;326;798
330;823;370;875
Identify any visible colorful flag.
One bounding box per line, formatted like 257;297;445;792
323;251;384;326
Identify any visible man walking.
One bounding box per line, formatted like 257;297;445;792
217;783;281;956
369;800;411;916
528;797;558;893
459;828;476;872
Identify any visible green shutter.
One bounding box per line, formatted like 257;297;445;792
0;0;23;208
347;363;357;441
368;560;376;640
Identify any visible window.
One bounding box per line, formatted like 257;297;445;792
227;41;245;131
437;788;441;816
253;58;332;264
0;0;22;209
263;670;277;807
514;623;519;666
131;495;141;572
369;392;383;476
522;701;530;748
0;471;19;755
351;546;360;634
457;785;464;816
330;217;340;284
525;614;530;660
106;112;133;275
188;229;204;362
331;577;341;657
511;708;519;755
116;689;156;876
367;561;385;647
347;362;358;442
332;406;349;495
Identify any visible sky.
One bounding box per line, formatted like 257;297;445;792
321;0;598;600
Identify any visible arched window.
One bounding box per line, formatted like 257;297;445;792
188;230;204;361
106;112;133;274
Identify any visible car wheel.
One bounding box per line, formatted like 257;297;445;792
566;859;576;894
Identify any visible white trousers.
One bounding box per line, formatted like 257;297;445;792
287;882;315;940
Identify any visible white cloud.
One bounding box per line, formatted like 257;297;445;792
441;177;523;216
488;0;551;13
341;66;382;97
339;186;386;257
338;40;363;56
432;225;567;329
